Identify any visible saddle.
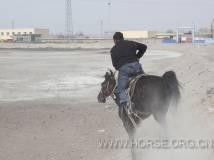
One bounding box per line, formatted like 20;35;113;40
126;71;144;89
126;71;145;98
114;71;145;110
125;72;145;115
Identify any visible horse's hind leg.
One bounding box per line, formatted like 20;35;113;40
131;145;137;160
153;113;168;138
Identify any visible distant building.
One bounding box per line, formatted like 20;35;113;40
155;33;176;39
0;28;49;42
122;31;157;39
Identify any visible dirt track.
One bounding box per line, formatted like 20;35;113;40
0;43;214;160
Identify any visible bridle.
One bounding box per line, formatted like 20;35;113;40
101;77;116;99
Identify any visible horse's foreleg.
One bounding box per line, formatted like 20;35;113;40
154;114;168;138
121;107;138;160
129;134;137;160
160;118;168;138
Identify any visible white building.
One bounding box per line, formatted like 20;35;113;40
0;28;49;41
122;31;157;39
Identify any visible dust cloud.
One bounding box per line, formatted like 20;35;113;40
134;101;214;160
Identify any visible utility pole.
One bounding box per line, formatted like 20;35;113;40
11;20;15;29
100;20;103;37
192;23;195;43
65;0;73;41
107;0;111;34
211;19;214;38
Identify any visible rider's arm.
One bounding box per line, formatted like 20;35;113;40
110;49;118;70
134;42;147;59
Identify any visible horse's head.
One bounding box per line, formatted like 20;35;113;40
97;69;116;103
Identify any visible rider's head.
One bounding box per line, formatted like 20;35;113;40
113;32;124;44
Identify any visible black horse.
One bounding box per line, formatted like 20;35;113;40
97;70;181;160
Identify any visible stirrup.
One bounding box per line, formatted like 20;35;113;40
126;102;134;115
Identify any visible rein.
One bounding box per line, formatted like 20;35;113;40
101;74;143;129
106;76;138;128
106;79;115;97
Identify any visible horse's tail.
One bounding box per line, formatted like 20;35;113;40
162;71;181;106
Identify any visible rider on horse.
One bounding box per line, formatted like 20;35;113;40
110;32;147;112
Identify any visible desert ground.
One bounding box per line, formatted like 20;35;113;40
0;41;214;160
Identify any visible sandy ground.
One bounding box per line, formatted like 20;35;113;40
0;42;214;160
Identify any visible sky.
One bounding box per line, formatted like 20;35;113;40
0;0;213;35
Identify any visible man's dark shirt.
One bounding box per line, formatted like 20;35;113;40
110;40;147;70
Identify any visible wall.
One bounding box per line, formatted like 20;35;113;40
34;28;49;38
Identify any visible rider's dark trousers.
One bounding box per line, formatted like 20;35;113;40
114;61;143;105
